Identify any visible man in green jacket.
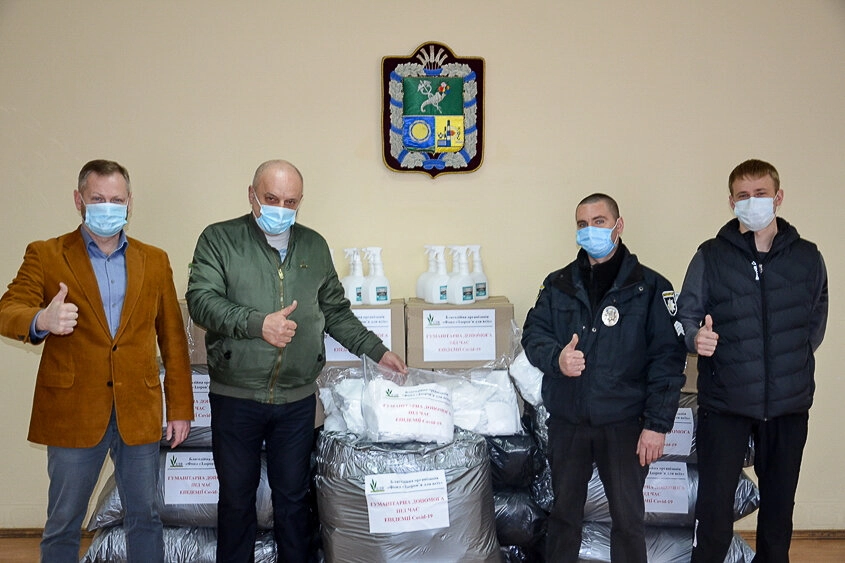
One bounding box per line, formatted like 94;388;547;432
187;159;406;563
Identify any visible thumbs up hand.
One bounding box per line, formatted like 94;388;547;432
694;314;719;357
262;300;299;348
559;333;586;377
36;282;79;336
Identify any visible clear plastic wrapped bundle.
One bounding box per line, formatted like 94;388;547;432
319;356;522;441
315;428;500;562
87;450;274;530
80;525;277;562
578;521;755;562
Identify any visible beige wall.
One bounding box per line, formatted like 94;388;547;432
1;0;843;530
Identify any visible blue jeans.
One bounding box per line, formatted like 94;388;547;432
42;409;162;563
210;392;316;563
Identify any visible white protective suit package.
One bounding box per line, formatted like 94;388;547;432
320;356;522;441
315;429;501;562
508;350;544;407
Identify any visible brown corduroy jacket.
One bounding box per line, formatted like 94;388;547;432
0;227;193;447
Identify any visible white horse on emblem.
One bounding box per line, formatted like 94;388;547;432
418;80;450;114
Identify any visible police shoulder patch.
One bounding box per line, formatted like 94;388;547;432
662;290;678;316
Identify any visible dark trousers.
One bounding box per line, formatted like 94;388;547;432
210;393;316;563
546;418;649;563
692;409;808;563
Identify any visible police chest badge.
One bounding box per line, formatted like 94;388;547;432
602;306;620;327
382;42;485;178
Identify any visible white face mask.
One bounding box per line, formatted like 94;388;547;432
734;196;776;232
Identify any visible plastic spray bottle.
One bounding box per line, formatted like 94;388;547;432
446;245;476;305
416;245;436;299
362;247;390;304
424;245;450;304
341;248;364;305
467;244;489;300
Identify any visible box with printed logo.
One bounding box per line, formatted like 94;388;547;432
323;298;406;367
404;296;514;369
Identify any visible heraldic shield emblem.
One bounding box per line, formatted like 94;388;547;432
382;42;485;178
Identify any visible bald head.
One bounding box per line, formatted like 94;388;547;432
249;159;304;212
252;160;304;190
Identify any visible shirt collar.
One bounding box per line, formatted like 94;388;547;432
79;225;129;257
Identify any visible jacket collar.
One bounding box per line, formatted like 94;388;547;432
716;217;799;258
551;243;644;296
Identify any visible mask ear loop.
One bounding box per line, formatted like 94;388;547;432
611;218;621;246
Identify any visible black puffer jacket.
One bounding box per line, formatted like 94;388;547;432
679;218;828;420
522;245;686;433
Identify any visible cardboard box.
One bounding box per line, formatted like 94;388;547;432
323;299;406;367
178;299;208;365
404;296;514;369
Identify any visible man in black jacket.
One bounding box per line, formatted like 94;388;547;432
522;193;686;563
678;159;828;563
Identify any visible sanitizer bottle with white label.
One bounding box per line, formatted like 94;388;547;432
362;247;391;304
341;248;364;305
416;245;436;299
446;245;476;305
425;245;450;304
467;244;489;300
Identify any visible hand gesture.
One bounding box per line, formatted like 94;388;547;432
558;333;585;377
694;314;719;357
636;429;666;466
36;282;78;336
262;300;298;348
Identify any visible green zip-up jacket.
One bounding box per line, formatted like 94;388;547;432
186;214;388;404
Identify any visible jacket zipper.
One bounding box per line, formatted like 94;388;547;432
267;266;285;402
757;259;770;421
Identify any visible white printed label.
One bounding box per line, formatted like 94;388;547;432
365;470;450;533
663;407;694;457
422;309;496;362
325;308;393;361
164;451;218;505
644;461;688;514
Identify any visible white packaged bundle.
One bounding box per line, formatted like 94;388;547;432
509;350;544;407
362;378;454;444
445;368;521;436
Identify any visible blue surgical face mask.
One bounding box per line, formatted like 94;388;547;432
252;191;296;235
84;202;128;237
733;196;776;232
576;218;619;259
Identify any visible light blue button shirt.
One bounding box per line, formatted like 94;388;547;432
30;228;128;341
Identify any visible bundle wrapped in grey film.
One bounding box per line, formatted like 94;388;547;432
578;522;755;562
159;364;212;448
523;398;753;467
315;429;500;562
80;525;277;562
86;450;273;530
583;464;759;527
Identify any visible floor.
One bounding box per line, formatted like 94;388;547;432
1;533;844;562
